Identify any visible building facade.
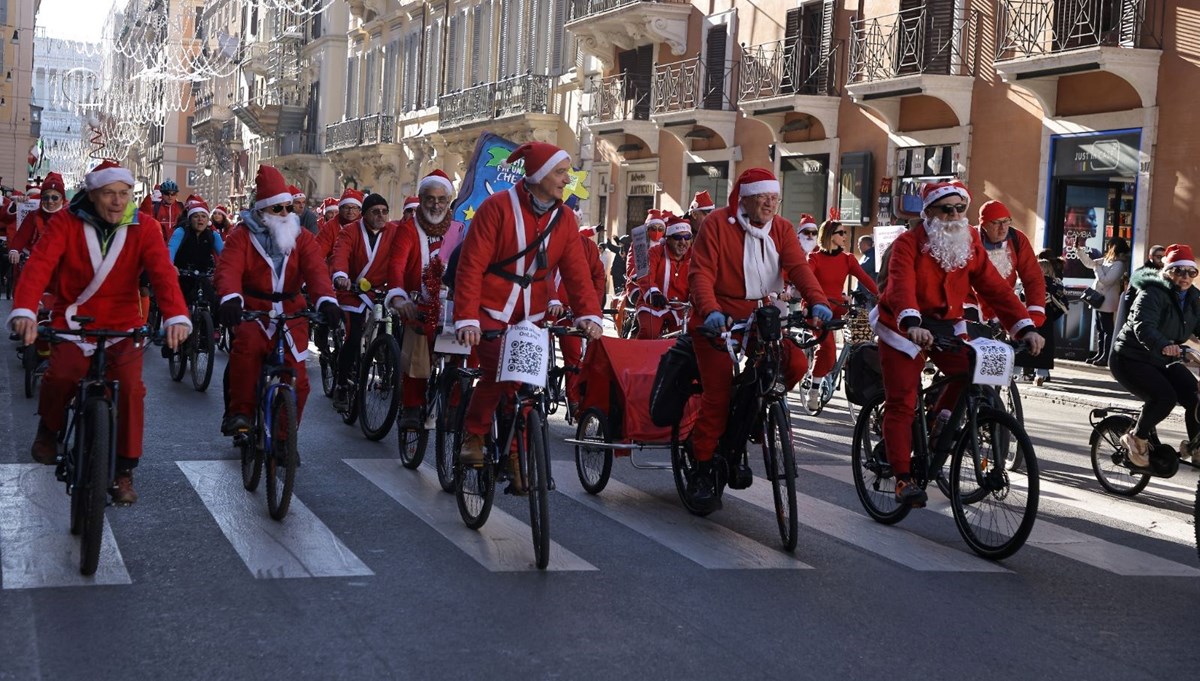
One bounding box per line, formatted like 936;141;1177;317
30;28;103;189
1;0;39;192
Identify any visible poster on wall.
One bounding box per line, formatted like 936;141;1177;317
1063;205;1107;281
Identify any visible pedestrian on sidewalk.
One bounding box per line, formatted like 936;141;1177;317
1075;235;1129;365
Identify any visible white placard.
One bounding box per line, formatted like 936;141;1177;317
15;200;38;231
873;224;907;265
630;224;650;279
497;320;549;387
967;337;1015;386
433;300;471;355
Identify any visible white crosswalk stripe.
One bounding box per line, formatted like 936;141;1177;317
346;458;597;572
178;460;374;579
0;464;131;589
551;461;810;569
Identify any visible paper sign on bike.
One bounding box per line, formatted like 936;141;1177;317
433;300;471;355
967;337;1014;386
497;320;549;387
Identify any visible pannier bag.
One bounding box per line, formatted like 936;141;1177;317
650;335;701;427
845;342;883;406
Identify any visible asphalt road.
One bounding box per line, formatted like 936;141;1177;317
1;307;1198;681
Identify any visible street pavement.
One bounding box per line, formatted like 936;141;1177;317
1;303;1198;680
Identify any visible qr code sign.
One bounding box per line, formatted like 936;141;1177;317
505;339;545;376
969;338;1013;386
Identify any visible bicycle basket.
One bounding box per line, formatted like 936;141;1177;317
843;308;874;345
650;335;701;427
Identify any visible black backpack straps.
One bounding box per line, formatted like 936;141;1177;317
486;207;562;288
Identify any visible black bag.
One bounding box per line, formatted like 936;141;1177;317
1081;286;1106;309
845;342;884;406
650;335;701;427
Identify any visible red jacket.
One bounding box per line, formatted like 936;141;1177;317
808;249;879;316
214;220;337;361
453;181;602;329
966;227;1047;326
385;214;466;307
8;205;189;341
316;215;355;262
329;219;402;313
9;208;58;254
636;244;691;316
550;234;606;311
872;221;1034;358
689;207;828;325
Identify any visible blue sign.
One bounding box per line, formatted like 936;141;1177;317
450;132;522;231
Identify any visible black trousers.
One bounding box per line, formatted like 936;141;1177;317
336;310;367;387
1109;352;1200;441
1092;311;1115;361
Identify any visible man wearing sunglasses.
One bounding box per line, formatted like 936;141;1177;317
965;199;1046;329
873;180;1044;508
215;164;341;437
635;214;693;339
146;179;182;241
316;187;365;263
9;172;67;264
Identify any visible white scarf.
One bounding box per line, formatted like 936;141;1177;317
987;242;1014;279
737;211;782;299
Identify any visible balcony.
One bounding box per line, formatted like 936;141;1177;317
261;133;323;160
241;42;271;77
846;4;980;129
230;88;306;137
323;114;396;153
738;37;843;141
585;73;658;152
565;0;691;69
993;0;1164;116
650;57;738;146
192;92;233;134
438;74;557;131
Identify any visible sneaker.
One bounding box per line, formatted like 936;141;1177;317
30;420;58;465
806;389;822;412
687;461;723;513
221;413;252;437
398;407;422;430
1120;432;1150;468
727;458;753;490
460;433;486;466
1033;375;1047;387
110;471;137;505
894;478;927;508
1179;440;1196;463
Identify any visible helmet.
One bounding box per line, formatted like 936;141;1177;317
160;179;179;193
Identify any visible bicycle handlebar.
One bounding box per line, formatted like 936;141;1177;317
37;323;153;343
240;309;323;323
178;268;214;279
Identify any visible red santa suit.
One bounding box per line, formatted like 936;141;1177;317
872;220;1034;476
330;219;402;312
807;248;879;378
688;170;830;463
635;220;692;339
454;177;603;436
548;231;606;407
317;189;364;262
7;194;190;462
965;225;1046;327
215;214;338;424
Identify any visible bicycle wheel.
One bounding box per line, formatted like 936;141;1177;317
850;393;910;524
359;335;402;441
991;381;1025;470
437;383;470;493
526;410;551;569
398;426;429;469
455;459;496;530
22;345;38;398
320;355;336;397
189;310;215;392
670;427;715;517
762;400;798;552
949;408;1038;560
265;388;299;521
79;398;112;576
240;434;263;492
168;340;187;382
574;408;612;495
1089;414;1150;496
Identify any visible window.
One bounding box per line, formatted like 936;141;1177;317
498;0;528;78
423;17;443;107
382;40;399;113
550;0;574;76
345;56;358;119
471;2;493;86
363;50;377;114
402;30;420;111
195;7;203;38
0;2;7;25
446;12;461;92
186;116;195;144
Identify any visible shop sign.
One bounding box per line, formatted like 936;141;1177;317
628;170;659;196
1053;131;1141;178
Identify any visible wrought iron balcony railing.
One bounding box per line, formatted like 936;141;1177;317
361;114;396;145
994;0;1165;60
652;57;736;114
323;114;395;152
325;119;362;152
438;74;557;130
739;37;842;103
567;0;690;22
848;5;981;84
262;132;323;158
589;73;653;123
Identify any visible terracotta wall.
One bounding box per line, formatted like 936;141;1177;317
1149;0;1200;247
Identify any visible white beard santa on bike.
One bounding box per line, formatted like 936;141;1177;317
872;180;1043;505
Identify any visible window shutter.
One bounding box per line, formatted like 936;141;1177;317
551;0;571;75
471;4;483;85
704;25;727;110
783;8;802;95
447;14;460;91
498;1;512;77
345;57;356;118
923;0;955;74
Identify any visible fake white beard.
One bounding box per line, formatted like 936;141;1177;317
925;216;973;272
987;243;1014;279
421;206;448;225
799;235;818;254
262;210;302;254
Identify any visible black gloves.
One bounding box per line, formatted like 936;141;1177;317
649;291;668;309
218;298;243;328
319;301;343;329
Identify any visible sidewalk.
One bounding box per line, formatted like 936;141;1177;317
1017;359;1198;428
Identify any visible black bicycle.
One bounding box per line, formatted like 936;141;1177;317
37;319;152;575
851;332;1040;560
233;309;321;521
674;308;838;552
397;333;478;491
168;268;217;391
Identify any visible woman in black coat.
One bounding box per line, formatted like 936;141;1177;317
1108;244;1200;467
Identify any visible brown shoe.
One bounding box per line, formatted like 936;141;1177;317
110;471;138;505
460;433;486;466
507;450;526;495
30;421;58;465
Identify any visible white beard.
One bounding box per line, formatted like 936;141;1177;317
925;217;973;272
986;243;1014;279
262;210;302;254
421;207;448;225
799;235;818;254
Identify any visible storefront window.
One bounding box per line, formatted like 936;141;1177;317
837;151;872;225
780;154;829;224
688;162;729;209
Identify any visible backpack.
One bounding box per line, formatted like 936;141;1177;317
845;342;883;406
650;335;701;427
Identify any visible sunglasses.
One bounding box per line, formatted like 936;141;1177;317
1168;267;1199;278
266;203;291;214
162;191;178;196
42;194;63;202
669;234;692;241
832;230;847;236
935;203;969;215
800;230;818;237
366;207;390;215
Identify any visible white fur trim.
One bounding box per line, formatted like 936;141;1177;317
163;314;193;332
291;189;306;199
6;308;36;327
188;206;210;217
922;186;970;211
1008;318;1034;338
1027;305;1045;313
254;192;293;210
331;271;349;283
85;166;135;190
665;222;691;237
898;308;922;324
869;305;922;359
384;287;410;309
1167;259;1197;270
315;295;339;310
963;302;980;311
575;315;603;328
798;221;818;231
339;197;363;208
527;149;571;184
220;293;244;305
454;319;479;331
739;179;780;197
419;174;455;195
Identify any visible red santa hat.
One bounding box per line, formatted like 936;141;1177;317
85;159;136;191
689;190;715;212
338;187;364;208
507;142;571;184
418;169;454;195
185;197;210;217
321;197;338;212
42;172;66;196
726;167;780;224
253;164;293;210
290;185;306;200
211;204;230;219
979;199;1010;223
645;208;666;229
152;187;162;202
797;213;818;232
665;214;692;238
920;180;971;212
1163;244;1196;271
403;196;420;212
25;180;41;201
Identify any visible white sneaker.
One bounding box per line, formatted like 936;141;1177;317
806;389;822;412
1120;432;1150;468
1179;440;1196;462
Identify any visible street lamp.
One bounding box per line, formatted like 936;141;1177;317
203;166;213;177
